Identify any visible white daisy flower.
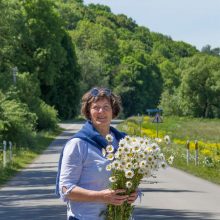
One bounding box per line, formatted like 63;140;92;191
161;161;167;169
106;145;114;153
144;139;150;145
117;147;124;154
151;143;159;150
168;155;174;164
132;145;140;153
126;181;133;189
121;160;126;168
109;176;117;182
126;162;133;169
106;153;114;161
106;164;112;171
164;135;171;145
159;153;165;161
119;164;124;170
106;134;113;142
125;170;134;179
145;147;152;155
114;151;120;159
125;136;131;142
133;162;139;169
138;152;145;159
140;139;144;144
139;160;147;168
150;159;156;166
112;160;121;169
125;157;132;163
147;155;153;163
119;139;126;148
123;146;130;154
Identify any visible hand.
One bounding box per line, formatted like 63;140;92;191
127;191;138;204
100;189;129;206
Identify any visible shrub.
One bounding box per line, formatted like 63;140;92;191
36;100;58;130
0;92;37;147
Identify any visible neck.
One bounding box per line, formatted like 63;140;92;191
94;125;110;137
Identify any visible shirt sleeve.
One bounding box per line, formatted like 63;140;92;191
59;138;88;201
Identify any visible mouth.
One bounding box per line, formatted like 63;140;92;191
97;117;106;121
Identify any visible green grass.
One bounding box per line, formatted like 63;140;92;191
162;144;220;185
117;116;220;185
0;128;62;186
142;116;220;143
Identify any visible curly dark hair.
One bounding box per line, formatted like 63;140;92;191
81;87;122;120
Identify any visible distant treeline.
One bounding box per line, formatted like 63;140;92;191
0;0;219;146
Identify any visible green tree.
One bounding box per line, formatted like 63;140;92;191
114;53;162;117
46;34;81;119
11;0;81;119
0;0;19;90
76;49;109;94
58;0;84;30
201;44;220;56
71;20;118;87
159;60;180;93
0;91;37;146
179;54;220;117
14;0;66;87
15;72;58;129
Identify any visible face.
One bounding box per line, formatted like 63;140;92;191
90;98;113;129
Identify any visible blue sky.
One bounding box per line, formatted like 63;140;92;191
84;0;220;50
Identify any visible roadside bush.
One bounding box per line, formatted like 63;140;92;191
0;92;37;147
36;100;58;130
15;72;58;130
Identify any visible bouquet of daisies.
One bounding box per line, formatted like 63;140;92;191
104;134;173;220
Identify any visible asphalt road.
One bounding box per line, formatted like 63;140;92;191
0;121;220;220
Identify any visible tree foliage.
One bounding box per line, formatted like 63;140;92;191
0;91;37;147
179;54;220;117
160;54;220;118
1;0;220;150
114;53;162;116
12;0;80;119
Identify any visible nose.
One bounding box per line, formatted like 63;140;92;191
98;107;104;112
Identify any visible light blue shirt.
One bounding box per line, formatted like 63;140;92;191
59;136;118;220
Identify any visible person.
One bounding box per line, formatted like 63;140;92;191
56;87;138;220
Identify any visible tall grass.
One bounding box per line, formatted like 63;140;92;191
141;116;220;142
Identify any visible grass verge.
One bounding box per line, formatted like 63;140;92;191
0;128;62;187
117;116;220;185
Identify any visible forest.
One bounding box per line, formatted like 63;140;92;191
0;0;220;147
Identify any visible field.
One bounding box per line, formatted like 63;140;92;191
117;116;220;185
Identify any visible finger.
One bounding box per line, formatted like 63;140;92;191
109;198;126;206
129;192;137;196
127;193;137;199
114;194;129;199
115;189;126;194
127;196;138;204
112;199;126;206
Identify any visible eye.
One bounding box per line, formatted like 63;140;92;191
93;106;100;111
103;106;111;111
